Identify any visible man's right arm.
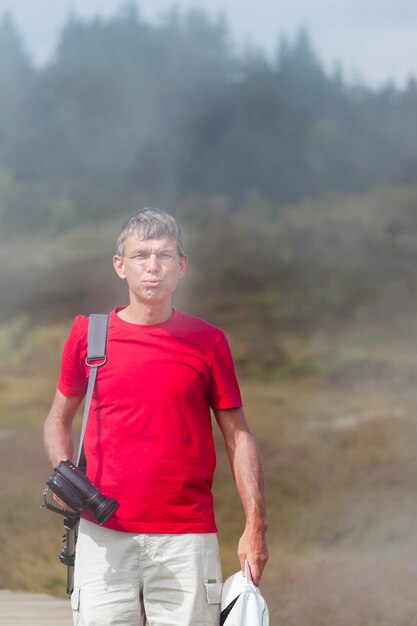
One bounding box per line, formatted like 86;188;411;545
44;389;84;467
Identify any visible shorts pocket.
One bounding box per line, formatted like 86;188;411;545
204;581;222;605
71;586;80;611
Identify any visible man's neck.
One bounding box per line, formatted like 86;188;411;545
118;301;173;325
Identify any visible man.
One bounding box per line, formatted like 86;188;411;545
44;208;268;626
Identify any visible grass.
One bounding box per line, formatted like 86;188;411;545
2;316;417;624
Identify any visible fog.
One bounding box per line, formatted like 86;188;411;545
1;4;417;624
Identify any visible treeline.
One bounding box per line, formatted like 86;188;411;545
1;5;417;237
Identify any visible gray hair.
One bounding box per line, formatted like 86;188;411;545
116;208;186;257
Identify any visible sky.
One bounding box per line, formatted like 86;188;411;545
1;0;417;87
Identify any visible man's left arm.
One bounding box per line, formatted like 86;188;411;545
214;407;269;586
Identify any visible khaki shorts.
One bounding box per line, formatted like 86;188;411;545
71;519;223;626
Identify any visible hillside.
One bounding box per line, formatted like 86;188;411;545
2;184;417;622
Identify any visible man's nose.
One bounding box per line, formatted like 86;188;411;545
146;253;160;271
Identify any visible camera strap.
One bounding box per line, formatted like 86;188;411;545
76;313;109;470
42;313;109;597
62;313;109;597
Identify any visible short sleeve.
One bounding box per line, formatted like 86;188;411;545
57;315;89;397
208;331;242;410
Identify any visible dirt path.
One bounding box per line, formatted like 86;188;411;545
0;590;72;625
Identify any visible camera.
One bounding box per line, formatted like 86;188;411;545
45;460;119;525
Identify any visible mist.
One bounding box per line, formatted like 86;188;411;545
1;5;417;624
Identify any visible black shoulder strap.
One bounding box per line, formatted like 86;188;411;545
76;314;109;469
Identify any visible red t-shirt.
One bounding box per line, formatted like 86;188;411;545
57;308;242;533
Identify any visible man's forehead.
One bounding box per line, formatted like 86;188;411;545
124;233;176;250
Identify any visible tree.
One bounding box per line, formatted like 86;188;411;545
0;13;34;163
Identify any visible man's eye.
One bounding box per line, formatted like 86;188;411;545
158;252;174;261
133;253;149;261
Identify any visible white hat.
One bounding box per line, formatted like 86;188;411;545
220;560;269;626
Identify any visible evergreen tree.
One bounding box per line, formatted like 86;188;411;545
0;13;33;163
0;7;415;214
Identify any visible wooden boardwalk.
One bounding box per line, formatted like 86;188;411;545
0;590;72;625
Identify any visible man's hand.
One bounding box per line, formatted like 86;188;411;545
52;493;73;510
238;525;269;586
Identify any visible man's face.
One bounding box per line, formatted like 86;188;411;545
113;233;187;306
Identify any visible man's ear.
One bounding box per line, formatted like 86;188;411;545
113;255;126;280
178;254;188;279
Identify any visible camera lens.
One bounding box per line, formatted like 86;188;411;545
88;493;119;525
